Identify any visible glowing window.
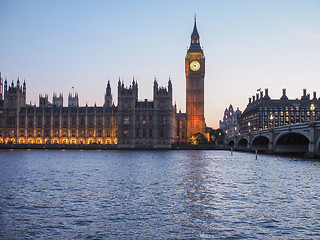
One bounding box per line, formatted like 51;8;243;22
124;117;129;125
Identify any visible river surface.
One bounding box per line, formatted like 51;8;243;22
0;150;320;239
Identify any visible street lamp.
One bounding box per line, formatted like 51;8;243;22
270;114;274;127
310;103;315;122
248;122;251;132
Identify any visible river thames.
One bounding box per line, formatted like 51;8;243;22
0;150;319;239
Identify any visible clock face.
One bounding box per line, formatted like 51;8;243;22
190;61;200;71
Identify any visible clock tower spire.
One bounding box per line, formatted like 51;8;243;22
185;16;205;140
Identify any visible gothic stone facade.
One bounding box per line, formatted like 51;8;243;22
0;76;177;149
117;79;177;149
0;19;206;147
0;77;118;145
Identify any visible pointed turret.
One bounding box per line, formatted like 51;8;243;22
132;76;135;86
168;77;172;97
0;72;2;100
188;16;203;53
4;79;7;92
23;80;26;93
191;16;199;40
106;80;111;95
105;80;113;107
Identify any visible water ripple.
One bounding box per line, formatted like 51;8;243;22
1;150;320;239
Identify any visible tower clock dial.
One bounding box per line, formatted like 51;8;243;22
190;61;200;71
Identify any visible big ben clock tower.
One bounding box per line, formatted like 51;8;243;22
186;16;205;140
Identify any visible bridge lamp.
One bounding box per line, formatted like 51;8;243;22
248;122;251;132
270;115;274;127
310;104;315;121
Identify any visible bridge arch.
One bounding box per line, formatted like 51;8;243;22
274;131;309;154
252;135;269;151
237;138;248;150
274;130;309;145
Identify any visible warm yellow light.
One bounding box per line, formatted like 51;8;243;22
310;103;315;112
187;52;204;59
190;135;198;145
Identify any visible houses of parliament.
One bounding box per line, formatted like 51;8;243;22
0;18;206;149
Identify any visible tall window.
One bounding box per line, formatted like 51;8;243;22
124;116;129;125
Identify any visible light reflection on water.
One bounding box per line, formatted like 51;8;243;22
0;150;320;239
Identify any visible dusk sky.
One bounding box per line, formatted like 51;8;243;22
1;0;319;128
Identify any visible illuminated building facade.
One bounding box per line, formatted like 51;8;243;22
0;18;207;147
185;17;205;139
0;76;177;148
177;16;206;143
240;88;320;133
0;78;117;145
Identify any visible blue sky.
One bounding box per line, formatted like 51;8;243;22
1;0;319;128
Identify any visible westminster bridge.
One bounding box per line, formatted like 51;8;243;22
225;121;320;157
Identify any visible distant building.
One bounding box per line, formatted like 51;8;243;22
240;88;320;133
219;104;241;137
